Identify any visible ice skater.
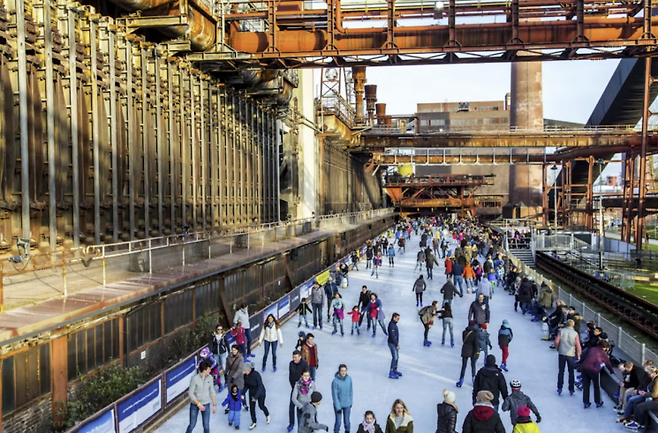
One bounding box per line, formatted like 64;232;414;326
367;293;388;337
387;313;402;379
419;301;438;347
456;321;480;388
242;363;270;429
371;252;382;278
413;275;427;307
185;361;217;433
331;364;353;433
258;314;283;372
439;302;455;347
222;385;243;430
331;293;345;336
297;298;310;328
478;324;493;362
387;243;396;267
498;319;513;372
347;305;362;335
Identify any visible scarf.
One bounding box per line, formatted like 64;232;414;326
360;420;376;433
266;322;275;329
299;378;312;395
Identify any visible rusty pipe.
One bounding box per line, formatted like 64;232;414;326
352;66;366;121
107;0;176;11
365;84;377;124
162;5;216;51
375;103;386;125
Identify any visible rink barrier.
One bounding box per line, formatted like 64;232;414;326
67;230;391;433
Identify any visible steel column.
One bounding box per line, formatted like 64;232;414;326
44;2;57;250
67;6;80;248
637;55;652;250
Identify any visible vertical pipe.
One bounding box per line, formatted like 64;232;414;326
637;56;651;250
155;52;164;237
91;16;101;244
44;2;57;250
231;93;237;225
210;87;217;231
109;24;119;242
200;78;207;233
68;7;80;248
238;95;244;224
541;164;547;226
168;61;175;235
275;114;281;220
180;65;187;229
126;37;135;240
587;156;594;230
142;47;150;239
190;73;197;233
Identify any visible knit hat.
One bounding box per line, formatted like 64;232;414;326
480;323;488;330
517;406;531;418
443;389;456;404
476;390;494;403
243;362;253;372
327;276;333;282
502;319;511;328
311;391;322;403
298;331;306;338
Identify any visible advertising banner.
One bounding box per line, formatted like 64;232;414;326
116;377;162;433
67;406;117;433
300;280;313;300
289;287;301;313
249;312;264;345
277;295;290;318
164;355;197;406
263;303;278;321
315;270;330;286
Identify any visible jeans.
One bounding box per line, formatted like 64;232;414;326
634;400;658;425
312;303;322;327
388;343;399;370
185;403;210;433
289;389;296;426
557;354;575;392
442;318;454;341
298;313;309;326
238;343;247;359
581;369;602;405
453;276;464;295
465;278;474;290
415;260;423;271
351;321;360;333
460;356;477;380
374;319;387;335
482;295;489;306
333;316;344;334
371;266;379;277
443;299;452;307
228;409;241;428
245;329;253;355
520;301;532;314
310;366;317;381
334;407;352;433
389;256;395;266
624;394;647;419
415;292;423;305
262;340;277;369
366;258;371;269
249;394;270;424
213;352;228;377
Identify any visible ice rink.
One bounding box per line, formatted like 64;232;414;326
156;233;618;433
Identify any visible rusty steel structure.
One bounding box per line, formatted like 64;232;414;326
384;173;495;215
187;0;658;68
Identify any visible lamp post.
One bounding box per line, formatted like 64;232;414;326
596;158;605;270
551;165;559;232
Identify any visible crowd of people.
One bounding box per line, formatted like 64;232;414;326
181;216;643;433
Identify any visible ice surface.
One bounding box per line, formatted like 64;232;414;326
155;234;619;433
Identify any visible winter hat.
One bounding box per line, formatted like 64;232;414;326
443;389;456;404
298;331;306;338
476;390;494;403
517;406;531;418
480;323;488;330
328;276;333;282
485;354;496;367
243;362;253;372
502;319;511;328
311;391;322;403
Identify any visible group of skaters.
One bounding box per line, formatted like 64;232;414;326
183;215;652;433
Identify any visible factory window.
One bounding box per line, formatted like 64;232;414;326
430;119;446;126
127;303;163;353
420;120;428;126
2;344;51;415
483;118;500;124
67;318;120;382
450;119;477;126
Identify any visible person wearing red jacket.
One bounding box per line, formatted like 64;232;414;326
445;257;453;283
580;340;614;408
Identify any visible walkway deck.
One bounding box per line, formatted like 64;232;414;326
156;233;619;433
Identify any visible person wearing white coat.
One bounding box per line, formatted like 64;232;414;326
258;314;284;372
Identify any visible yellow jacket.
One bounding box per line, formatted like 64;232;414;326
513;421;541;433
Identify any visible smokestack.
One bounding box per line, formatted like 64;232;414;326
365;84;377;125
352;66;366;122
376;103;387;125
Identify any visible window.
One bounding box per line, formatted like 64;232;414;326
127;303;163;353
2;344;51;415
67;318;120;381
164;291;193;335
195;281;221;317
430;119;445;126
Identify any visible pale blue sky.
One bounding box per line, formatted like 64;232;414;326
366;59;621;124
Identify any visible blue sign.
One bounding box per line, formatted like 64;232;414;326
165;355;197;405
68;406;117;433
117;378;162;433
264;303;278;321
277;295;290;318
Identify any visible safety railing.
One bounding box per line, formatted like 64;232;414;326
0;208;394;313
365;124;644;135
507;252;657;363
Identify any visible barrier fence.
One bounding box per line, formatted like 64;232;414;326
65;230;386;433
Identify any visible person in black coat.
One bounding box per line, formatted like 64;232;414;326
440;281;462;306
243;363;270;428
473;355;508;412
288;350;309;431
457;321;481;387
463;390;505;433
517;279;533;314
436;389;458;433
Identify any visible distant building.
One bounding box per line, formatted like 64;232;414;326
416;100;509;132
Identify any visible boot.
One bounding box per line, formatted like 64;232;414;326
305;324;310;329
441;339;445;345
394;369;403;377
351;330;354;335
427;340;432;345
388;369;399;379
456;379;464;387
451;340;455;347
372;332;376;338
357;329;360;335
332;330;338;335
298;322;302;328
500;363;508;372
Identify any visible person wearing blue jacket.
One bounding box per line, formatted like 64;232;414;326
222;385;243;429
388;313;401;379
332;364;354;433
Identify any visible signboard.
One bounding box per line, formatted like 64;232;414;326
315;270;330;286
277;295;290;318
116;377;162;433
164;355;197;406
249;312;264;345
264;303;278;321
67;406;117;433
300;280;313;300
289;287;301;313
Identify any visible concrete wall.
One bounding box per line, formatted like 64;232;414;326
297;69;319;218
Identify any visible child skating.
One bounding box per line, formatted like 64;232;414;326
347;305;362;335
331;292;345;336
222;384;243;430
479;324;493;362
371;252;382;278
498;319;513;372
297;298;310;328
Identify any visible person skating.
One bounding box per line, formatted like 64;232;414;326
372;252;382;278
299;392;329;433
210;324;229;392
473;354;508;412
512;407;541;433
331;364;353;433
242;363;270;429
300;333;320;381
368;293;388;337
347;305;362;335
462;391;505;433
231;322;248;359
580;340;613;408
325;278;339;323
225;345;247;413
310;281;326;330
292;369;316;427
444;256;453;283
388;313;402;379
456;321;481;387
234;304;255;359
439;302;454;347
258;314;283;372
331;293;345;336
498;319;513;372
288;350;310;432
357;411;384;433
222;385;243;430
387;244;396;267
426;250;440;280
440;280;461;307
502;380;541;426
358;285;372;328
554;319;582;396
385;399;414;433
478;324;493;362
413;275;427;307
415;249;426;272
419;301;439;347
436;389;458;433
468;294;490;327
185;361;217;433
451;260;465;296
